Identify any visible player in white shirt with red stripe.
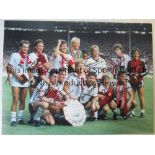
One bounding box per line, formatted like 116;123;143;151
7;40;33;126
31;69;68;126
111;67;136;119
28;39;50;92
31;69;59;126
51;40;75;71
28;39;51;124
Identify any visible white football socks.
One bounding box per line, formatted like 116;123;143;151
94;111;98;119
141;109;145;114
18;110;24;121
34;107;44;121
11;112;16;122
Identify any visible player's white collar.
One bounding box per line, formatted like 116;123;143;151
91;56;102;61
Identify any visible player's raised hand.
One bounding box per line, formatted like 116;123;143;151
58;39;62;45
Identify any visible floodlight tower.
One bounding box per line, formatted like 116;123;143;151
128;28;131;56
67;26;70;47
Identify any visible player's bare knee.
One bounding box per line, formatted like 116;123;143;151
20;99;26;105
103;104;110;112
12;96;18;103
131;100;137;108
41;102;49;109
96;102;100;110
91;106;96;112
96;105;100;111
139;95;144;101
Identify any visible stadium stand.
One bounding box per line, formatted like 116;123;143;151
3;21;153;74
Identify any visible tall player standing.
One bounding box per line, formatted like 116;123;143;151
51;39;75;70
7;40;33;126
68;37;83;62
127;49;148;118
28;39;51;124
112;43;131;78
85;45;107;87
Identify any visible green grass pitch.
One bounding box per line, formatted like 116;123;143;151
2;77;154;135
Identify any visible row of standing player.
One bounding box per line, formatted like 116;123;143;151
6;37;147;126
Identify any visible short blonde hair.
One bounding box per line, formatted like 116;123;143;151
90;45;100;53
70;37;80;45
